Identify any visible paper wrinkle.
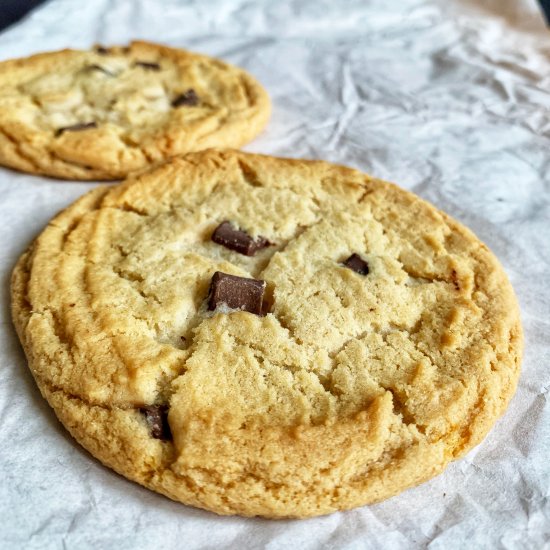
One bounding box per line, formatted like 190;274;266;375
0;0;549;548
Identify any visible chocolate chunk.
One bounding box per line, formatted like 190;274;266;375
211;221;270;256
134;61;161;71
208;271;266;315
55;122;97;137
140;405;172;440
172;89;199;107
343;253;369;275
95;46;109;55
86;64;115;76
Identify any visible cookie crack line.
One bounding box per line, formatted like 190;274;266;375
257;218;324;279
382;387;426;436
39;378;125;412
112;265;163;306
0;124;43;172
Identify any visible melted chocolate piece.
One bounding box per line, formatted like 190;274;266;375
55;122;97;137
140;405;172;440
208;272;266;315
343;253;369;275
134;61;161;71
211;221;270;256
172;89;199;107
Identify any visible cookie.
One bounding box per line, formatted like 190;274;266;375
11;150;523;518
0;42;270;180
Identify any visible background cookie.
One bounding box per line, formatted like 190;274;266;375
11;149;522;518
0;42;270;180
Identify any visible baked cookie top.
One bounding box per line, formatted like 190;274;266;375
11;150;522;518
0;42;270;180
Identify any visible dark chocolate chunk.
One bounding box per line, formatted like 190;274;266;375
55;122;97;137
95;46;109;55
343;253;369;275
140;405;172;440
208;271;266;315
134;61;161;71
85;64;115;76
211;221;270;256
172;89;199;107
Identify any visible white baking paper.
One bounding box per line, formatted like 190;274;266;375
0;0;549;548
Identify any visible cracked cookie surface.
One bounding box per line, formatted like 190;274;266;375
0;42;270;180
11;149;523;518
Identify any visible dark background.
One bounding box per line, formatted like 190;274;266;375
0;0;549;31
0;0;45;31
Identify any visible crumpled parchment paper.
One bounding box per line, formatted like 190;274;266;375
0;1;549;548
